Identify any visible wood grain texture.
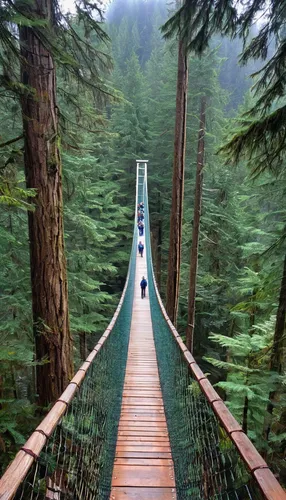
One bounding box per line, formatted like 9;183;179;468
110;487;176;500
110;237;176;499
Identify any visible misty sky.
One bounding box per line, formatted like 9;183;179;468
60;0;110;14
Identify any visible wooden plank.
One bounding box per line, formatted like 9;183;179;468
122;391;162;395
254;468;286;500
112;465;175;487
126;365;157;367
124;371;159;375
118;431;168;437
127;358;157;361
124;379;159;383
118;420;167;426
120;407;165;413
123;387;162;391
118;427;168;433
114;458;173;466
122;392;162;396
120;412;165;417
122;397;163;405
110;487;176;500
119;411;165;418
120;403;164;409
119;415;166;422
115;451;172;459
116;442;171;450
117;438;170;444
126;361;157;364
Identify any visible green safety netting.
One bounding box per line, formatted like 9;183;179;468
144;177;264;500
13;223;137;500
3;167;269;500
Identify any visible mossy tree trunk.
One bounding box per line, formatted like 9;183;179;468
19;0;73;406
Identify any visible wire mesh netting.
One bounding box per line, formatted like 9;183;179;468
144;179;264;500
13;227;137;500
2;165;277;500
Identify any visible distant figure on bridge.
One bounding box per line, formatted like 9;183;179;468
138;221;144;236
140;276;147;298
138;241;144;257
137;211;144;222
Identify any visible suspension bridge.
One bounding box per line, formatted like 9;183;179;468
0;161;285;500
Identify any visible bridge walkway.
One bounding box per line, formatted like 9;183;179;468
110;234;176;500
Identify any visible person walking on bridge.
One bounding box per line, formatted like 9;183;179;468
140;276;147;299
138;221;144;236
138;241;144;257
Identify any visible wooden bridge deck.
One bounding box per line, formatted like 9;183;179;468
110;235;176;500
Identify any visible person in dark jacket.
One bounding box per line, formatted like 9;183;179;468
138;241;144;257
138;221;144;236
140;276;147;298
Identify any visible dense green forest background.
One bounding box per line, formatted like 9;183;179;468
1;0;285;486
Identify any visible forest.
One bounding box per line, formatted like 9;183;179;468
0;0;286;496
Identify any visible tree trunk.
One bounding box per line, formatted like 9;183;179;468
186;96;206;352
276;407;286;485
270;253;286;374
242;360;250;435
155;191;162;290
166;39;188;325
156;217;162;290
19;1;73;406
242;297;256;435
242;392;249;434
263;252;286;440
79;332;87;361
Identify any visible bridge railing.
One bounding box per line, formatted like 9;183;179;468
144;173;286;500
0;221;138;499
1;163;285;500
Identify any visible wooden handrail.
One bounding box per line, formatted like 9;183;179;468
0;236;135;500
150;263;286;500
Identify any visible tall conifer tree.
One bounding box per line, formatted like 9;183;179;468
19;0;72;406
186;95;206;352
165;36;188;326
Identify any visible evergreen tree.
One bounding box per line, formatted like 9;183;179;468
186;95;206;352
145;44;177;289
19;0;73;405
0;0;112;405
165;35;188;326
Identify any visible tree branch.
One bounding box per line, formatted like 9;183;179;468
0;134;24;148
